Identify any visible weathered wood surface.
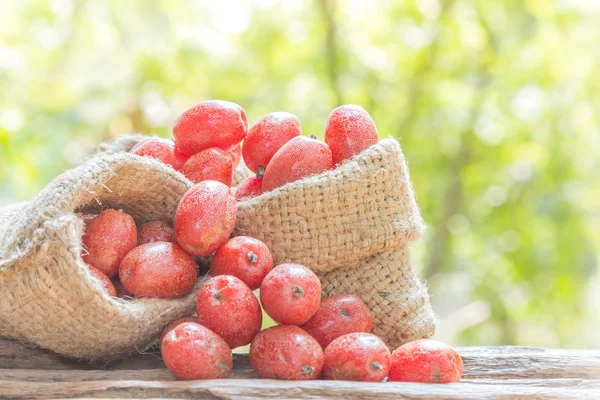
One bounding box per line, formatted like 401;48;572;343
1;339;599;399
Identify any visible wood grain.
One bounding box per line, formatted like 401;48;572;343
1;339;599;399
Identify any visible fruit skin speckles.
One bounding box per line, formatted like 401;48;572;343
388;339;464;383
323;332;390;382
137;221;177;246
242;112;301;174
262;136;332;192
324;104;378;165
130;138;175;166
174;180;237;257
235;175;263;201
260;263;321;325
160;316;200;343
180;147;233;186
161;322;232;380
196;275;262;348
210;236;273;290
300;294;372;349
82;209;137;278
119;242;197;299
172;100;247;155
249;325;324;380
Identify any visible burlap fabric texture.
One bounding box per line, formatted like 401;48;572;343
0;136;210;360
235;138;435;349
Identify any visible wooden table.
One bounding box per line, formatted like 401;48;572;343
1;339;599;399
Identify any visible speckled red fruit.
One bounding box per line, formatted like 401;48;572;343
111;279;132;298
210;236;273;290
389;339;464;383
227;143;242;168
119;242;197;299
235;175;263;200
300;294;372;348
82;209;137;278
260;263;321;325
323;333;390;382
137;221;177;245
173;144;191;171
262;136;332;192
172;100;247;155
130;138;174;166
160;316;201;343
250;326;323;380
325;104;378;165
196;275;262;348
180;147;233;186
174;181;237;257
161;322;232;380
86;264;117;297
242;112;301;173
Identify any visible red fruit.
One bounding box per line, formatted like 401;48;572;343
325;104;378;165
82;209;137;278
160;316;200;343
119;242;198;299
111;278;132;298
137;221;177;245
262;136;332;192
172;100;247;155
260;263;321;325
196;275;262;348
181;147;233;186
86;264;117;297
235;174;263;201
210;236;273;290
173;144;191;171
250;326;323;380
300;294;372;349
161;322;232;380
323;333;390;382
174;181;237;257
242;112;301;173
227;143;242;168
130;138;174;166
389;339;464;383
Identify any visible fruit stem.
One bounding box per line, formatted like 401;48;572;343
308;134;318;140
257;166;265;179
301;365;314;376
371;361;383;370
247;251;258;263
293;285;305;298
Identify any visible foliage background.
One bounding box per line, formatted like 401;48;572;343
1;0;598;347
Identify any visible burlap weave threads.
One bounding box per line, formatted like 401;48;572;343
235;138;435;347
0;151;206;360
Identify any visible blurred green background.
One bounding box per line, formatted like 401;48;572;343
0;0;598;348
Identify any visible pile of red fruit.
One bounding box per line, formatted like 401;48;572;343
81;100;463;383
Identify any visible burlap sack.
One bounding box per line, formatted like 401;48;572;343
235;138;435;348
0;149;206;360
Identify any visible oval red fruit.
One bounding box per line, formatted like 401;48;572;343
119;242;198;299
181;147;233;186
137;221;177;245
389;339;464;383
160;316;201;343
82;209;137;278
250;325;323;380
86;264;117;297
161;322;232;380
300;294;372;348
324;104;378;165
242;112;301;173
130;138;174;166
262;136;332;192
196;275;262;348
174;181;237;257
323;333;390;382
172;100;247;155
260;263;321;325
210;236;273;290
235;175;263;201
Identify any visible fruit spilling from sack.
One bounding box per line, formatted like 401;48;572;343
79;100;456;383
